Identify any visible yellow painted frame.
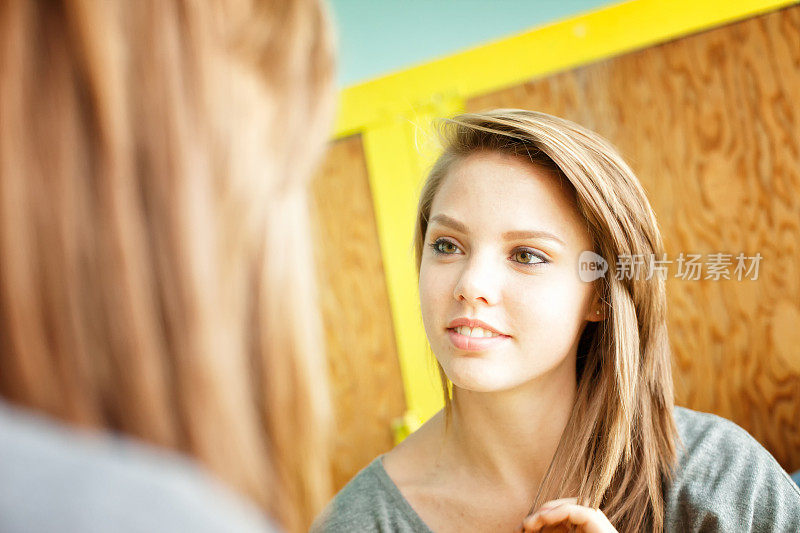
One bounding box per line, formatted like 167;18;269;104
334;0;799;431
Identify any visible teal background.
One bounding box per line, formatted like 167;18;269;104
329;0;617;86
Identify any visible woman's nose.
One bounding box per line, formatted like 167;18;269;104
453;255;501;306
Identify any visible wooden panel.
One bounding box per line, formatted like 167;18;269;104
310;135;406;490
467;6;800;471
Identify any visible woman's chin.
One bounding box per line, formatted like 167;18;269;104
442;359;525;393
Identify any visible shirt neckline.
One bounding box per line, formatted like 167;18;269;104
370;454;437;533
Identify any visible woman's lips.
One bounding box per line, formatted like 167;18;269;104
447;328;510;352
447;317;505;335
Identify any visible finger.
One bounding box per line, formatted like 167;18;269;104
529;524;569;533
536;497;579;512
535;503;614;533
522;503;602;532
522;503;571;532
521;499;578;531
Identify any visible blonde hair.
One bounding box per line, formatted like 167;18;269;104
414;110;679;531
0;1;335;531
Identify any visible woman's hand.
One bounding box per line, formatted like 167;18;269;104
517;498;618;533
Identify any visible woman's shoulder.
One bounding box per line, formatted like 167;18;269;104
664;406;800;531
311;455;432;533
670;406;796;479
310;456;388;532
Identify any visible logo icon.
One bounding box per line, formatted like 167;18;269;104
578;251;608;282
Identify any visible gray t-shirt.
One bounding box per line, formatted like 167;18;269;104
0;400;278;533
312;407;800;532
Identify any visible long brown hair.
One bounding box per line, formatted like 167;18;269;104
414;110;679;532
0;1;335;531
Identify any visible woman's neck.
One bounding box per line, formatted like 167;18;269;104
440;363;577;497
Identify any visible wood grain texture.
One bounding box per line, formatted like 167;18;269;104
467;6;800;471
310;136;406;490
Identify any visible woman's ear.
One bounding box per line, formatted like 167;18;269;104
586;303;605;322
586;288;607;322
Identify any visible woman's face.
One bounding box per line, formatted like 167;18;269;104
419;150;601;393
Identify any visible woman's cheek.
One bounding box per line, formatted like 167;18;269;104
514;279;582;330
419;267;447;329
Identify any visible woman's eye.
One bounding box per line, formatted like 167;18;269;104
431;239;460;255
512;249;546;265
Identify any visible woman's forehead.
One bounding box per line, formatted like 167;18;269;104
430;151;589;246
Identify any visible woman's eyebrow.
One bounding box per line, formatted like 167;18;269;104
503;229;565;246
430;214;565;247
429;214;468;233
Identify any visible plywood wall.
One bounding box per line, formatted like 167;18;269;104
467;6;800;471
311;135;406;490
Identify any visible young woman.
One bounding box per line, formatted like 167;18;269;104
314;110;800;532
0;1;335;532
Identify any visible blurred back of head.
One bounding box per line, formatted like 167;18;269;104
0;0;335;530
